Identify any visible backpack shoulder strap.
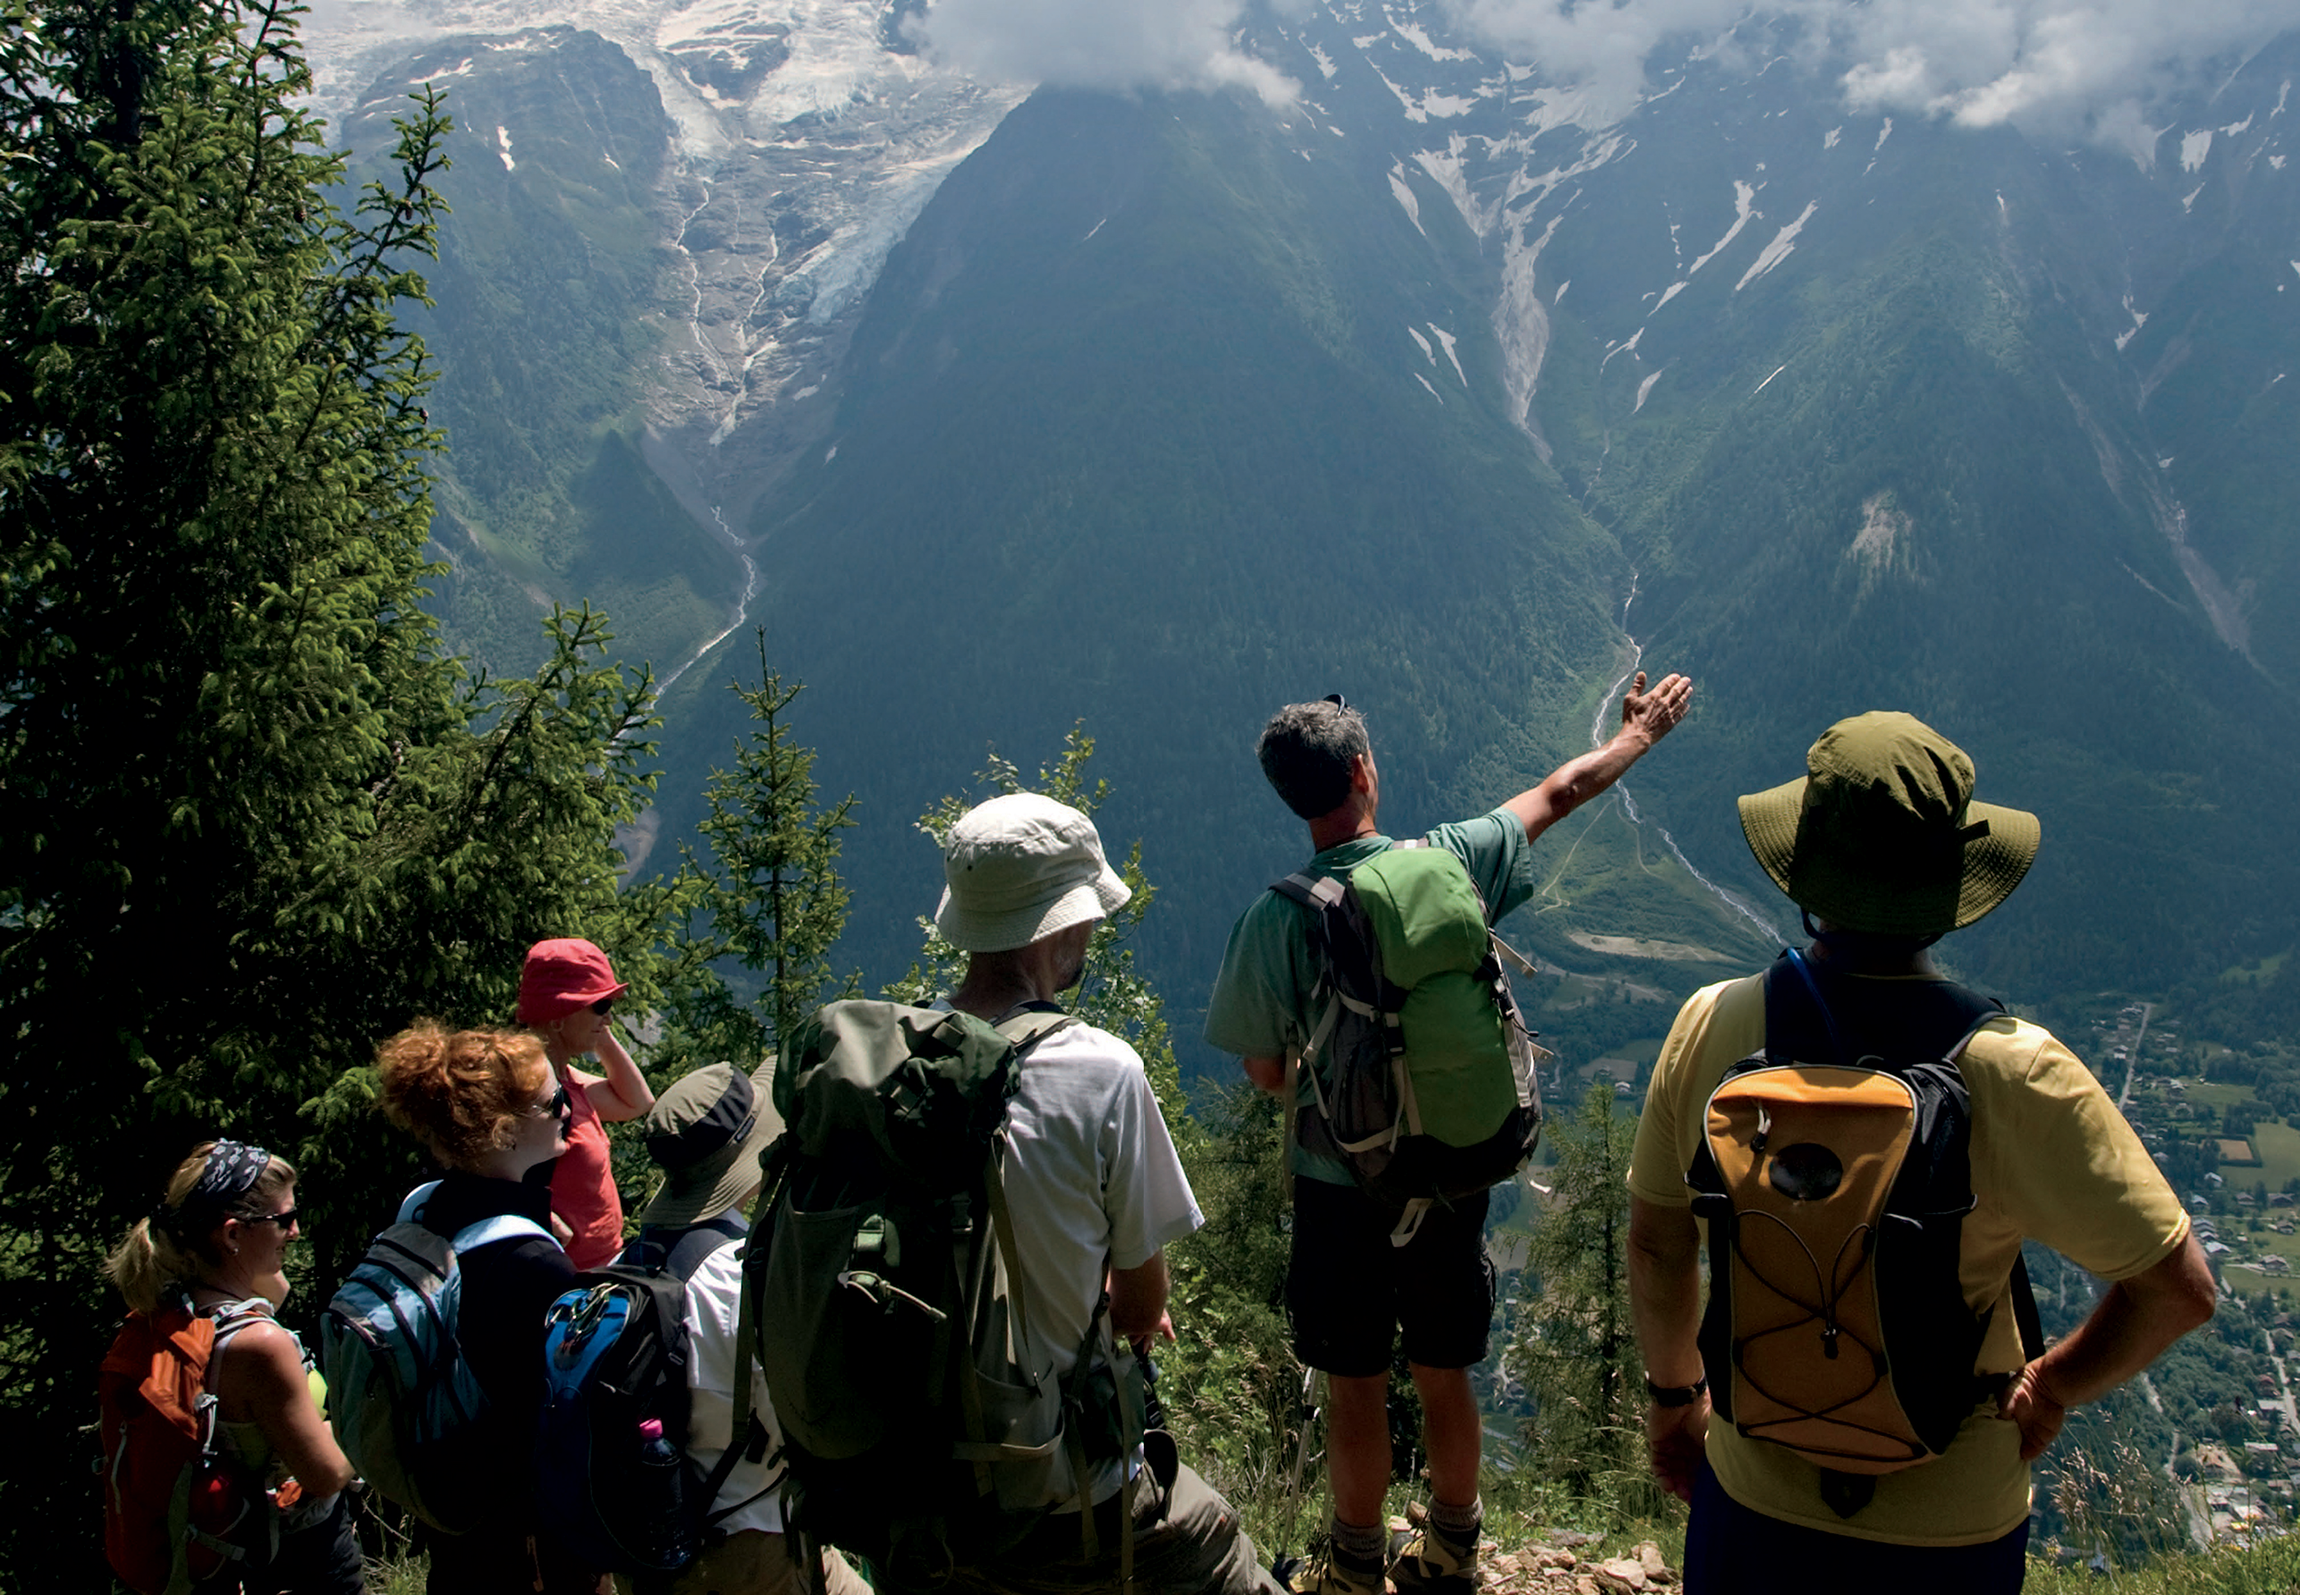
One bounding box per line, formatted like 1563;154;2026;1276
395;1180;443;1225
662;1216;747;1285
201;1298;276;1351
1763;947;2005;1068
994;1007;1080;1056
450;1213;556;1252
1272;871;1344;910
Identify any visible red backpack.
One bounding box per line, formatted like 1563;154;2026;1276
97;1296;280;1595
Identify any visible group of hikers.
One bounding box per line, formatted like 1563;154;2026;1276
98;677;2217;1595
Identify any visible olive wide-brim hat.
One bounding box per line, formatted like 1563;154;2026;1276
1737;711;2042;937
634;1061;781;1229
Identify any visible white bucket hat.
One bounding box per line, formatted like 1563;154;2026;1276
933;793;1132;953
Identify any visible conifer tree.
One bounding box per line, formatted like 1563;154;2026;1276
0;5;669;1574
670;633;859;1062
1508;1083;1655;1505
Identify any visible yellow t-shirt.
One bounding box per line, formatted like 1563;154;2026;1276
1626;971;2191;1545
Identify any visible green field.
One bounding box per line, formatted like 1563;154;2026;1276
2182;1081;2255;1111
2251;1121;2300;1189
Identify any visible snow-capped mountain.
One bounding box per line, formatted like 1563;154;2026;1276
296;1;2300;1022
311;1;1018;565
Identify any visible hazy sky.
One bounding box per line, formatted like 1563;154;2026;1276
915;0;2295;144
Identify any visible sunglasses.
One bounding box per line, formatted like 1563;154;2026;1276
534;1083;571;1122
240;1207;298;1229
588;998;615;1016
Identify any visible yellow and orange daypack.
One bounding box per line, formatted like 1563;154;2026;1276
1685;949;2043;1503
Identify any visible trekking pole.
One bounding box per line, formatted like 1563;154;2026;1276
1271;1365;1324;1591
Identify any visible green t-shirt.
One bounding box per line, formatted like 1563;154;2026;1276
1202;810;1533;1185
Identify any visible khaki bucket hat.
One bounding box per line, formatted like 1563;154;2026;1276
933;793;1131;954
1737;711;2041;937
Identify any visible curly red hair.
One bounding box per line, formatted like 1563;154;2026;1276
376;1021;551;1170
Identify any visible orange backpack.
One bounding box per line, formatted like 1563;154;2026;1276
97;1297;277;1595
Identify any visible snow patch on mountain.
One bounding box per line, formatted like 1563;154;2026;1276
1391;19;1477;64
1738;200;1815;289
1688;181;1760;275
1413;140;1485;231
1430;324;1466;385
1495;213;1563;452
1369;60;1475;121
1390;168;1425;232
2116;295;2150;351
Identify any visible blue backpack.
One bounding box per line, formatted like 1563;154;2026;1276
318;1183;554;1533
535;1239;765;1577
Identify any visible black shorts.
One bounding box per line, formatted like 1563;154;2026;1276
1286;1178;1495;1378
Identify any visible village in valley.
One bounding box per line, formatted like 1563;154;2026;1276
2058;994;2300;1549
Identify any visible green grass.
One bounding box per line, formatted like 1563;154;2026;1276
2022;1533;2300;1593
2248;1121;2300;1189
2180;1082;2254;1110
2222;953;2289;986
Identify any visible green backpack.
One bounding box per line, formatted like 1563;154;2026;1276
746;1001;1148;1585
1277;840;1546;1227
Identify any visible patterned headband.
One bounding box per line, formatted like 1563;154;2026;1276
158;1139;270;1232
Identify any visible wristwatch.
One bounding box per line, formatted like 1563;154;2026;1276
1644;1373;1708;1407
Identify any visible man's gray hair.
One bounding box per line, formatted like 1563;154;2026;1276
1256;700;1371;820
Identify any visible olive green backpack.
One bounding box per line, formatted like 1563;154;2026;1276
745;1001;1148;1586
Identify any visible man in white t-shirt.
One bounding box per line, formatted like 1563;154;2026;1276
673;1242;871;1595
920;792;1286;1595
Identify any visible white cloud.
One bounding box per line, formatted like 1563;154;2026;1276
1445;0;2297;142
911;0;1299;106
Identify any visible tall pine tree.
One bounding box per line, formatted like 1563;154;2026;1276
669;634;859;1063
0;5;672;1574
1508;1083;1656;1506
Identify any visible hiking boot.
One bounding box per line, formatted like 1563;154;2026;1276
1295;1537;1387;1595
1388;1519;1477;1595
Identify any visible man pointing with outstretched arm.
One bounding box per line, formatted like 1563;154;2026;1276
1204;672;1692;1595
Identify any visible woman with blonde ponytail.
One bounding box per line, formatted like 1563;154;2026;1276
102;1141;361;1593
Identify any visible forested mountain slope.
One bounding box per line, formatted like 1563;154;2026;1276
304;2;2300;1058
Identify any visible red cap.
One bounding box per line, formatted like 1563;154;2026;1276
515;938;629;1026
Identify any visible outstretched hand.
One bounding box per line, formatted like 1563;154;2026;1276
1620;671;1693;744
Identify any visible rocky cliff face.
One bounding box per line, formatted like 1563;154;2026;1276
310;1;1019;572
